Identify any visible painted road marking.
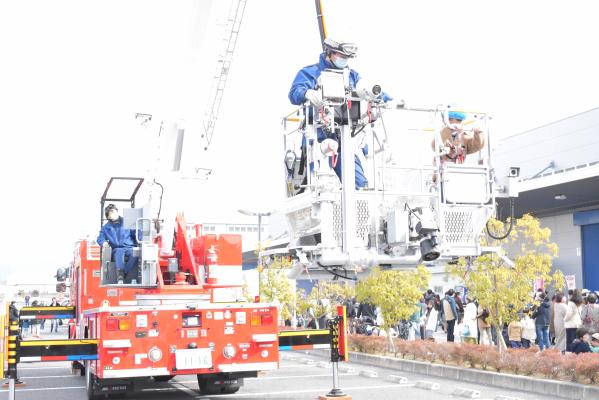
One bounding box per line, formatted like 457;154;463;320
193;383;416;398
9;375;79;379
175;372;360;385
0;386;85;393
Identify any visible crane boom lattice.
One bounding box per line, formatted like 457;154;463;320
202;0;247;150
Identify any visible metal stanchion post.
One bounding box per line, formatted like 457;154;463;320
7;319;20;400
318;315;351;399
327;317;344;396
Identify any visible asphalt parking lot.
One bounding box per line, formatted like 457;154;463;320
1;352;559;400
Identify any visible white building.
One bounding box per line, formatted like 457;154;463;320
494;107;599;291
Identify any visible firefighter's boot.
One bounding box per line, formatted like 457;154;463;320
117;269;124;285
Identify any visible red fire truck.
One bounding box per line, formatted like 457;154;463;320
67;177;279;399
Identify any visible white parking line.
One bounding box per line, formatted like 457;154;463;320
0;386;84;393
170;383;198;397
175;372;359;385
193;383;415;398
277;364;306;368
10;375;77;379
248;373;359;380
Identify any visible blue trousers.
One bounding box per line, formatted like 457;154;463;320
113;247;139;274
536;325;550;350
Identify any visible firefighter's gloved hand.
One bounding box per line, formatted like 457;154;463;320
305;89;324;108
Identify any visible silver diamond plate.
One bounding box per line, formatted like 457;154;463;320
443;209;475;245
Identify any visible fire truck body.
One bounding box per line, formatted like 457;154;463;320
84;303;278;393
69;207;279;397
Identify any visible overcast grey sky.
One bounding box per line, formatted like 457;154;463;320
1;0;598;283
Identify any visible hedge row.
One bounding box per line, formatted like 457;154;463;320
348;335;599;384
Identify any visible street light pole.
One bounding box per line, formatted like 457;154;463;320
258;214;262;245
238;209;272;304
237;209;271;249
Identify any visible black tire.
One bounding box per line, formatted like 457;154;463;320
197;376;241;395
86;362;99;400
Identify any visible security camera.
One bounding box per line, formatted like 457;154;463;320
509;167;520;178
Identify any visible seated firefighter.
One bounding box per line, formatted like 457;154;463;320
433;110;485;164
97;204;139;284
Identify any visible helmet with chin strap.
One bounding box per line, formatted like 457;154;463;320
323;37;358;58
448;111;466;121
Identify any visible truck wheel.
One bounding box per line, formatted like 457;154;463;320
85;361;100;399
197;376;241;395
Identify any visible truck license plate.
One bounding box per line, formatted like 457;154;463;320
175;348;212;369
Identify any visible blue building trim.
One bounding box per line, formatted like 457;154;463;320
574;209;599;226
582;223;599;291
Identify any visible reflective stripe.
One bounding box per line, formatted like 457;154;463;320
19;357;41;362
278;330;329;337
21;307;74;311
19;339;98;347
279;343;329;351
102;367;169;378
252;334;278;342
102;339;132;348
218;362;278;373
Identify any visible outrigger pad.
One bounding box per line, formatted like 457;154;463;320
318;394;352;400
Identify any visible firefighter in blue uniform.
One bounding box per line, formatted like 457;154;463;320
97;204;139;284
288;38;391;189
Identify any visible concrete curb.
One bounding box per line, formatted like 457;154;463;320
452;387;481;398
386;375;408;384
345;351;599;400
338;365;355;373
358;369;378;378
301;357;315;366
415;380;440;390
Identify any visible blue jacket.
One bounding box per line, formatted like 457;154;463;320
289;53;386;189
289;53;362;105
97;217;137;249
532;298;552;326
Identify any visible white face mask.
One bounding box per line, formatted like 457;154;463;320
448;123;462;131
108;210;119;221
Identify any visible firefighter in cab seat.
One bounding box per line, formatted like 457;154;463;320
97;204;139;284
